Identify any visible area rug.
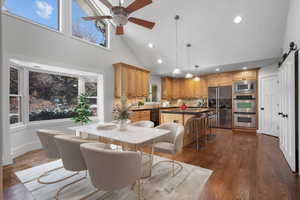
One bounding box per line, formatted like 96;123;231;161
15;155;212;200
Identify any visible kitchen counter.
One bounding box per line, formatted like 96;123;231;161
160;108;212;115
130;105;206;111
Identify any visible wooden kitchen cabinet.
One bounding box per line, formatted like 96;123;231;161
172;78;181;99
130;110;151;122
162;77;173;99
207;74;219;87
113;63;151;98
233;70;257;81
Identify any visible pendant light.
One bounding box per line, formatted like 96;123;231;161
194;65;200;81
185;43;193;78
173;15;181;74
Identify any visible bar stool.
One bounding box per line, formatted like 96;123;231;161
186;116;208;151
207;111;217;140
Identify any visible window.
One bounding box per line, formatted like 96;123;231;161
72;0;108;47
84;78;98;117
9;67;23;125
29;71;78;121
2;0;59;30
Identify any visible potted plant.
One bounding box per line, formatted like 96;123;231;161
72;94;92;138
112;96;132;131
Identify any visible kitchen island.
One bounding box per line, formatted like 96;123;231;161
160;108;214;146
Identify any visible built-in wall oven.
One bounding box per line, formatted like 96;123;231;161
233;89;257;128
233;94;256;113
234;113;256;128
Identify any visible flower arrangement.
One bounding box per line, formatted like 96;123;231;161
112;96;132;121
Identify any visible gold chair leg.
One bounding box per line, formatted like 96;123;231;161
152;159;183;177
79;189;100;200
37;166;80;185
55;171;87;200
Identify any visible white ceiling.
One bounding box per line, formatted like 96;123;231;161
99;0;290;75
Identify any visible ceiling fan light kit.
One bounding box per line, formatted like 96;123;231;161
83;0;156;35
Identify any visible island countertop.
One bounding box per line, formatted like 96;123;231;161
160;108;213;115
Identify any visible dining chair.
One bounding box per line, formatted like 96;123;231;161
36;129;76;185
131;120;155;128
80;143;143;200
54;135;106;200
152;123;184;176
185;116;208;151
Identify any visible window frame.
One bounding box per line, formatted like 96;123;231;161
9;66;25;128
70;0;110;48
9;64;103;129
2;0;61;32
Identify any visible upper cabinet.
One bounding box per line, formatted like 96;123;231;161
161;77;208;99
113;63;151;98
232;70;257;81
161;69;258;100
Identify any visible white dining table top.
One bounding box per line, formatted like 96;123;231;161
69;123;170;145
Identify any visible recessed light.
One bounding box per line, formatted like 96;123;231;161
234;16;242;24
148;43;154;48
185;73;193;78
173;68;181;74
242;67;248;70
157;59;163;64
216;68;220;72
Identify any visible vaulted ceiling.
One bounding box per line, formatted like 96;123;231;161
97;0;290;75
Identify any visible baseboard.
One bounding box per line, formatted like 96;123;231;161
256;129;263;134
12;141;42;159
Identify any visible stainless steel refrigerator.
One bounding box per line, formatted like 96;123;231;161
208;86;232;129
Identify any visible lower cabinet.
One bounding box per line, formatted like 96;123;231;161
130;110;151;122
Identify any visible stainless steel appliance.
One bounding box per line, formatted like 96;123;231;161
233;94;256;113
234;80;256;94
234;113;256;128
208;86;232;129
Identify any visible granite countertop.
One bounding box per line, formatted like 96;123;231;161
130;105;206;111
160;108;213;115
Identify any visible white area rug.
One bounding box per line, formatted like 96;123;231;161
15;156;212;200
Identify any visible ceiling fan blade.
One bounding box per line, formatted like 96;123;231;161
128;17;155;29
126;0;152;14
116;26;124;35
82;16;112;21
98;0;113;9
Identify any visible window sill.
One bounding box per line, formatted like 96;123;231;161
10;117;100;133
70;35;111;51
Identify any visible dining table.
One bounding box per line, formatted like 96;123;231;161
69;123;170;178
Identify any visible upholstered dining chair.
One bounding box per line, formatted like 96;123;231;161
80;143;142;200
152;123;185;176
131;120;155;128
54;135;105;200
36;129;75;185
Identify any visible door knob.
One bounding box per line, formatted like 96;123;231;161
278;112;283;116
260;107;264;111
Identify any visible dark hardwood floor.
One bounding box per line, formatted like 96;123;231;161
3;129;300;200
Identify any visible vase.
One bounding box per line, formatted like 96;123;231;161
119;119;128;131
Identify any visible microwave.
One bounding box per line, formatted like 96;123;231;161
234;80;256;94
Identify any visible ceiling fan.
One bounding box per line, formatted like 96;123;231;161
83;0;155;35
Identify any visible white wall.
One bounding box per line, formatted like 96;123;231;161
283;0;300;173
283;0;300;51
1;13;142;165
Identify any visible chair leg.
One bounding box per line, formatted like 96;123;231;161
37;166;80;185
55;171;88;200
152;158;183;177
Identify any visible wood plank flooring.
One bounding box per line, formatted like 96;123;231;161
3;129;300;200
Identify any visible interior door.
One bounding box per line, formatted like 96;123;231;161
279;54;296;172
260;75;279;136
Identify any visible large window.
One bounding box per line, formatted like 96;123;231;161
84;78;98;117
72;0;107;47
2;0;59;30
29;71;78;121
9;67;23;125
